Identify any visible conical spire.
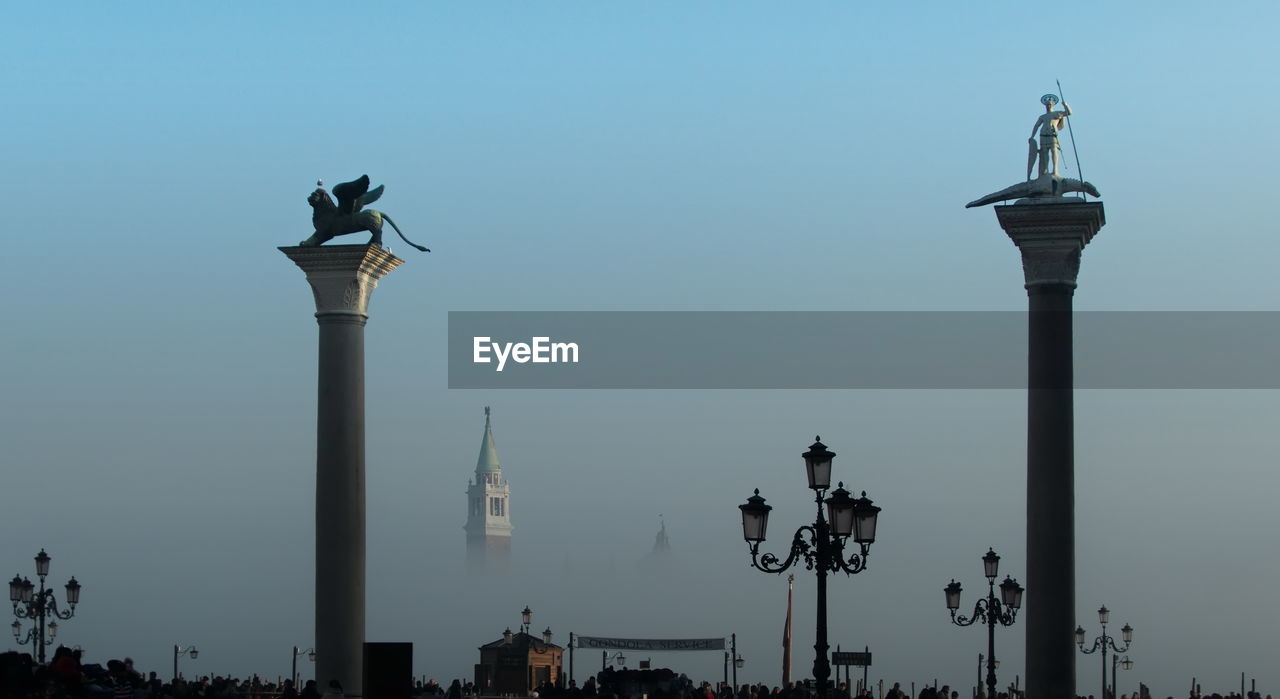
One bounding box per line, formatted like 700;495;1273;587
652;514;670;553
476;406;502;473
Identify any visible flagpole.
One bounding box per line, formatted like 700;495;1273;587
783;574;794;687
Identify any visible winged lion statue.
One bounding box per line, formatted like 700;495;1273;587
300;175;429;252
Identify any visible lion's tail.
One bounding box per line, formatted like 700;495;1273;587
381;214;430;252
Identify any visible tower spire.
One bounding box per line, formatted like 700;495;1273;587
465;407;512;570
476;406;501;474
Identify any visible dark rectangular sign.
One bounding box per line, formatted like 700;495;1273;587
831;651;871;667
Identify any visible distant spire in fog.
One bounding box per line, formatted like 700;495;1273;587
652;514;671;554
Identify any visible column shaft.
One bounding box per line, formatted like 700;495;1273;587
315;314;367;695
1026;286;1075;699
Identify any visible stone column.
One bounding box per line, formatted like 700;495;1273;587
280;244;404;697
994;201;1104;699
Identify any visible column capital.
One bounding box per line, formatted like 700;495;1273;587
995;201;1105;289
280;244;404;319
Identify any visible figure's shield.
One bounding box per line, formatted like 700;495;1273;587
1026;140;1038;180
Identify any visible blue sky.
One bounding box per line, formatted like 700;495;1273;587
3;2;1279;696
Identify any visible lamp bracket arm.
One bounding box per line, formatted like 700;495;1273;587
752;527;814;573
832;542;869;575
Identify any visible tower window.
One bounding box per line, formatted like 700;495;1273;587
490;497;505;517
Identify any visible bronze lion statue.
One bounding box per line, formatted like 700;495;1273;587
300;175;429;252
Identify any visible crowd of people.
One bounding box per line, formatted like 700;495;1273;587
0;648;1269;699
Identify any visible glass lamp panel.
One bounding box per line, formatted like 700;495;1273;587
8;576;21;602
825;486;855;537
1121;624;1132;643
1097;606;1110;625
1074;626;1086;645
189;649;198;660
34;550;50;579
20;579;33;604
739;490;772;542
982;549;1000;580
999;577;1022;608
945;580;962;610
522;607;532;626
803;438;834;491
851;493;880;544
64;577;80;605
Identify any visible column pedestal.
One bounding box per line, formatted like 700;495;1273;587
994;201;1104;699
280;244;404;696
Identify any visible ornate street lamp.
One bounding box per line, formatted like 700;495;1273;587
10;550;81;664
521;606;533;634
292;646;317;686
173;644;199;682
739;437;883;699
1077;606;1133;699
944;549;1023;699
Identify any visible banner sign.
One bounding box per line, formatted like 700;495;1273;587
831;652;871;667
575;636;725;651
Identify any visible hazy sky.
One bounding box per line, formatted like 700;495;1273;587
3;3;1279;698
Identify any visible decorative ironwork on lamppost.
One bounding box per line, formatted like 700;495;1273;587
10;549;81;664
293;646;317;687
944;549;1024;699
173;644;199;682
1076;606;1133;699
738;437;883;699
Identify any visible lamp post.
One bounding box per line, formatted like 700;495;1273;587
945;549;1024;699
739;437;883;699
722;634;744;691
173;644;199;682
1111;656;1133;699
10;549;81;664
1075;606;1133;699
293;646;317;687
728;633;743;690
603;651;626;671
521;606;533;634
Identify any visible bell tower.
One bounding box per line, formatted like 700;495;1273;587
464;407;512;569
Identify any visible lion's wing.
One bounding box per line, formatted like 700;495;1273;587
357;185;384;210
332;175;371;214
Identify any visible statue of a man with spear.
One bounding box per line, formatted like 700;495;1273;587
1028;93;1072;180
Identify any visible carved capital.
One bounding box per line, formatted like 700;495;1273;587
995;201;1105;289
280;244;404;319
